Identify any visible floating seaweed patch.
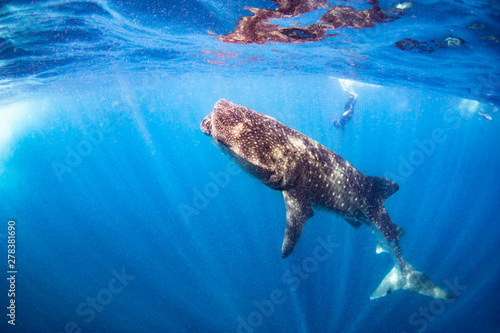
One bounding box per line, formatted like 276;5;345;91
216;0;398;45
395;37;465;53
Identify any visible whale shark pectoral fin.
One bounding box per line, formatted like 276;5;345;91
370;263;456;300
281;189;314;258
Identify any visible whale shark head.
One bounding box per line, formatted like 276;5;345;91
200;99;297;190
200;100;247;146
200;99;270;155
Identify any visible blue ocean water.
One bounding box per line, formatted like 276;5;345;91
1;0;500;332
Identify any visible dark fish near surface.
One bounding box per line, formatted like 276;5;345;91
200;99;454;300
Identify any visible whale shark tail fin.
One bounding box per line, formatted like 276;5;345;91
370;262;456;300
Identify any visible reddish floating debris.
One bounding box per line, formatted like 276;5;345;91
273;0;330;16
199;50;238;58
205;60;229;66
217;0;396;45
320;1;398;29
217;6;336;44
395;37;465;53
395;38;435;53
242;56;264;63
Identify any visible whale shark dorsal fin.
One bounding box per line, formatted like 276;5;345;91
281;189;314;258
367;176;399;203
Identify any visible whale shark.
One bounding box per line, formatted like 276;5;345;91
200;99;454;300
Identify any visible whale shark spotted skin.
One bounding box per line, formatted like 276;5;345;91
200;99;454;300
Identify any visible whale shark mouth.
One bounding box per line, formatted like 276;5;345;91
200;114;213;135
200;113;222;145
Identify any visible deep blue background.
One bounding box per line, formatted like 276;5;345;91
0;75;499;332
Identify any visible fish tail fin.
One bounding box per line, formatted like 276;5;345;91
370;262;456;300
